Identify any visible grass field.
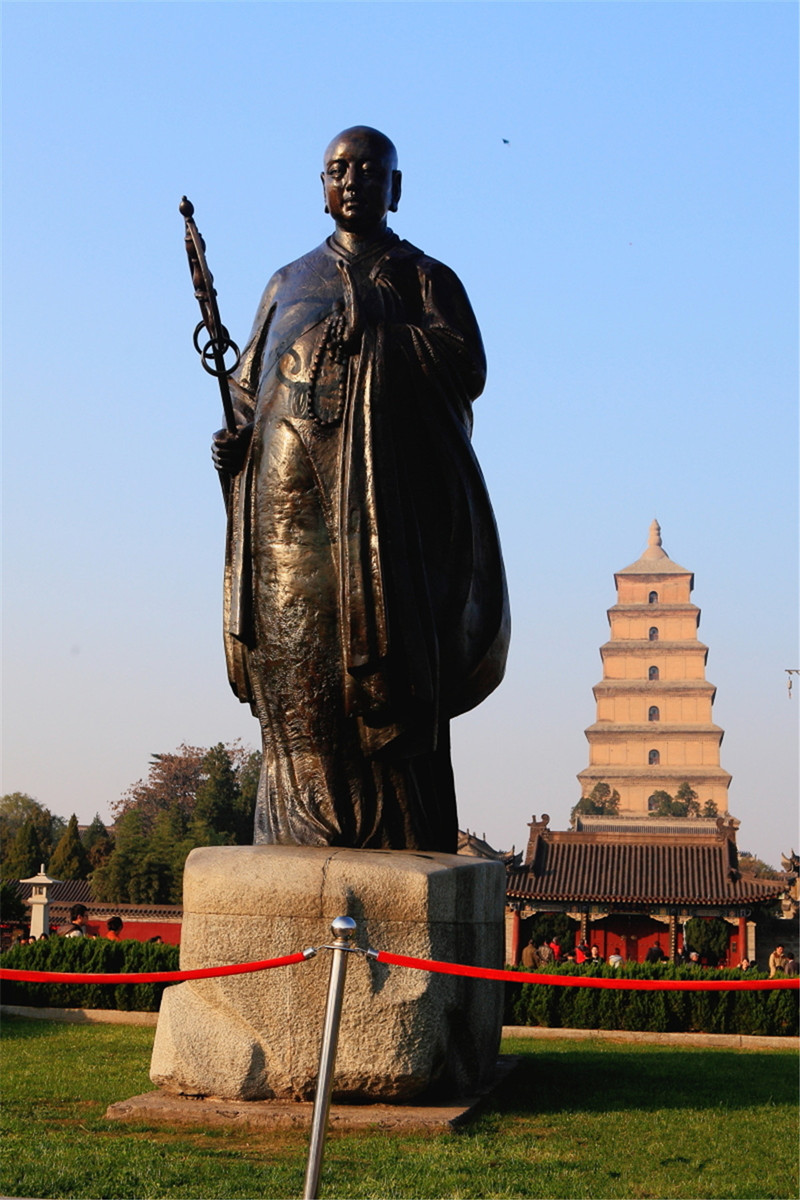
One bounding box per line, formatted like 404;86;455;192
1;1016;797;1199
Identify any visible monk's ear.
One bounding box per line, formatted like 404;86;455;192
389;170;402;213
321;172;330;214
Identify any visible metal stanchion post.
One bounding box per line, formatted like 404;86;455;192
302;915;357;1200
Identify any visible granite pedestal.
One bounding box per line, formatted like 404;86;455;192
150;845;505;1102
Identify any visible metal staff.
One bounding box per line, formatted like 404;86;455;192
179;196;240;434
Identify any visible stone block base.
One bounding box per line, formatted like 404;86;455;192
111;1058;518;1131
150;846;505;1102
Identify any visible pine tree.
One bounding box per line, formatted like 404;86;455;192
571;781;621;821
233;751;260;843
685;916;730;964
83;815;114;871
674;782;701;817
91;809;149;903
192;744;239;844
648;790;675;816
49;814;92;880
0;879;27;921
144;807;190;905
2;819;45;879
82;814;109;852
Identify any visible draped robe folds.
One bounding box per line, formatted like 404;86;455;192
222;230;510;852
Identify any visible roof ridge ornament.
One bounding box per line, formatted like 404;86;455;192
524;814;551;865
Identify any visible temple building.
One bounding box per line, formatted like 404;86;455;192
577;520;731;816
504;813;788;966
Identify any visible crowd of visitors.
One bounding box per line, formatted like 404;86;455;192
3;906;135;947
520;938;614;969
517;936;797;973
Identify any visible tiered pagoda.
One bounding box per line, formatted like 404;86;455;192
577;520;732;816
501;524;793;966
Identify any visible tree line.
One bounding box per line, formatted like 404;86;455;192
0;742;260;907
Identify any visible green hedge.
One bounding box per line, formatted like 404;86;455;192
0;936;179;1011
3;940;796;1032
504;962;799;1037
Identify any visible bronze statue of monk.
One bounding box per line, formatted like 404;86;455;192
212;127;509;852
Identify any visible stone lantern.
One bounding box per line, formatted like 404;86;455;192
20;865;60;939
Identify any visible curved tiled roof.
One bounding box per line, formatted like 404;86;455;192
12;880;182;921
508;835;786;907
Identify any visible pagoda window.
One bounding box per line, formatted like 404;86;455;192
649;627;659;641
648;591;659;604
648;749;660;765
648;665;659;680
648;706;660;722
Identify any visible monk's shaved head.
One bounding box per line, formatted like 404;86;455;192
323;127;398;170
321;126;402;234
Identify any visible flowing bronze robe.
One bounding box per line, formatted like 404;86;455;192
223;230;509;851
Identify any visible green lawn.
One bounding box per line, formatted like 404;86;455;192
1;1017;797;1199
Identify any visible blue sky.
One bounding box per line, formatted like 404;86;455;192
3;1;797;864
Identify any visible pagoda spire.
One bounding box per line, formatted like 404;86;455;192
616;520;690;576
640;518;668;563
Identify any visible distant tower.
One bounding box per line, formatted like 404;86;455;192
577;521;731;817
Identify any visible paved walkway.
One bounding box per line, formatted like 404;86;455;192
1;1004;158;1025
502;1024;799;1051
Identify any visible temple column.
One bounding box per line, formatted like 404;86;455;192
506;908;521;966
738;916;747;965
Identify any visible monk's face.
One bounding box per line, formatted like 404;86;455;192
321;128;401;235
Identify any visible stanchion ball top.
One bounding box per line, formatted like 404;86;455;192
331;915;357;938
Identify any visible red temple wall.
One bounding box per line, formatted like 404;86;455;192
81;920;181;945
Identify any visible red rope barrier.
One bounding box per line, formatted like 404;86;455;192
2;947;797;991
375;951;800;991
0;951;310;985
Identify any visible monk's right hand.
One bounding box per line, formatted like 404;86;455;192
212;423;253;476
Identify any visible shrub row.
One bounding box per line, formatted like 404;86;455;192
503;962;799;1036
2;941;796;1032
0;936;179;1011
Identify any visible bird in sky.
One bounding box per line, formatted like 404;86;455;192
502;138;510;144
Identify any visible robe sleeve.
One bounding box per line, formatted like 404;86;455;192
372;254;486;433
227;271;281;423
221;272;280;708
